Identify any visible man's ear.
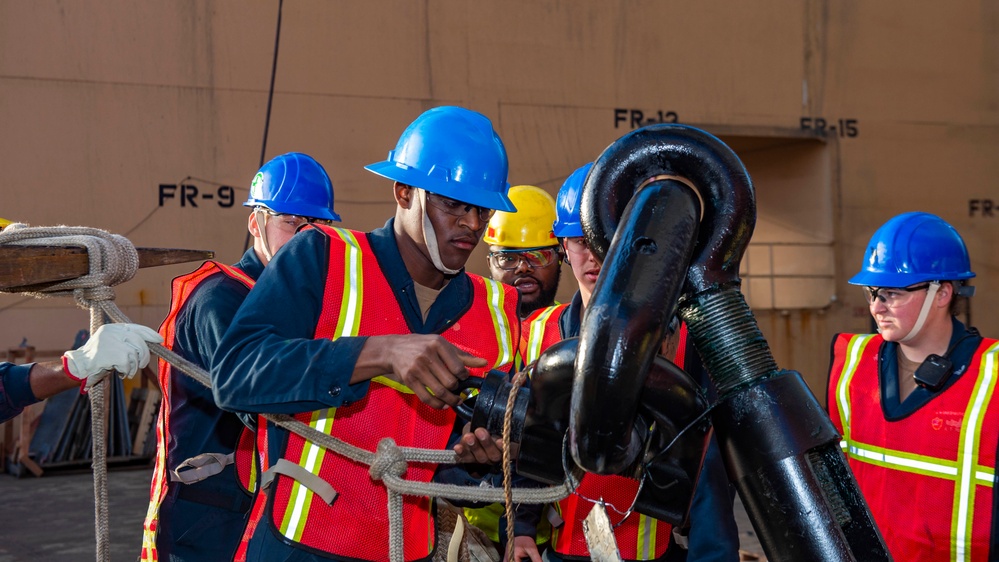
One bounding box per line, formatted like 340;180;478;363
394;182;414;209
247;211;260;239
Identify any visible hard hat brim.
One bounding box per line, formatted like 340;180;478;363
365;161;516;213
848;270;976;287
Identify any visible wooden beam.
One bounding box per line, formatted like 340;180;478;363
0;246;214;292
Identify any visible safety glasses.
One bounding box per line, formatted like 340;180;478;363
862;283;932;308
259;208;335;232
487;248;561;271
425;192;495;222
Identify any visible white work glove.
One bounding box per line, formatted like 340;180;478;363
63;323;164;390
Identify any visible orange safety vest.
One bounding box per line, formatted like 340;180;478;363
521;303;677;561
261;227;519;561
828;332;999;562
141;261;259;562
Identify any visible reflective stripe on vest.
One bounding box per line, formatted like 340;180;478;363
270;226;519;559
523;304;566;364
276;228;361;543
141;261;255;562
831;333;999;562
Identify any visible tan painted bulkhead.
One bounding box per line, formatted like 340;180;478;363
1;1;997;398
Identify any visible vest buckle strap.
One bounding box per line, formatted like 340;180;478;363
170;452;234;484
262;458;339;505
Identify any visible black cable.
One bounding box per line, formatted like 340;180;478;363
244;0;285;253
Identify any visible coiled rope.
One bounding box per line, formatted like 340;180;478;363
0;224;573;562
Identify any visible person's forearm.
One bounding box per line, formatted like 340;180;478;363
351;335;401;383
28;361;79;400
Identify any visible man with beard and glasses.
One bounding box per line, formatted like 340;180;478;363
484;184;562;318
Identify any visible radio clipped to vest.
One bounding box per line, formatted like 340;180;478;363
914;327;981;391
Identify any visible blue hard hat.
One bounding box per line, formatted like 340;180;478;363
243;152;341;221
849;212;975;287
364;106;514;212
552;162;593;238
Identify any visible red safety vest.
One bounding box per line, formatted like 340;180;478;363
262;227;519;561
521;304;679;561
828;332;999;562
141;261;259;562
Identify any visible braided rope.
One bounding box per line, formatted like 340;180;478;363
503;369;529;559
0;224;140;562
87;307;111;562
1;224;574;562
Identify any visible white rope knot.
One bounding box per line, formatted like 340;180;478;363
370;438;408;481
75;286;116;306
0;224;138;298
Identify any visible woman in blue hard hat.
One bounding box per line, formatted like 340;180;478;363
827;211;998;561
141;152;341;562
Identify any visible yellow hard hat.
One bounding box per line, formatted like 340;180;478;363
483;185;558;249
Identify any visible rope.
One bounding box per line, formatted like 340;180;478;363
1;224;574;562
88;307;111;562
503;369;529;559
0;224;140;562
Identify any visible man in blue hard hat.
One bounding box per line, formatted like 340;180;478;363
141;153;342;562
212;106;521;561
827;212;996;561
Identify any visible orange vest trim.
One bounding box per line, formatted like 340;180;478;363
265;227;520;561
829;332;999;562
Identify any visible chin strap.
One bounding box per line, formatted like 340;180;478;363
418;189;461;275
900;281;941;343
253;208;274;263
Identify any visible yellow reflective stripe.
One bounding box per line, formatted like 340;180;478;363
483;278;514;368
281;230;364;541
280;408;336;541
371;375;415;394
636;513;656;560
835;334;876;443
428;505;435;554
953;341;999;562
333;228;363;339
247;451;258;492
525;306;559;364
141;413;171;559
848;443;959;478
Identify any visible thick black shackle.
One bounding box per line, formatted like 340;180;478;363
571;124;750;474
573;124;891;561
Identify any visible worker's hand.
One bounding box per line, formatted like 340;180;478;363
454;423;504;464
382;335;488;409
505;535;542;562
63;323;163;389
